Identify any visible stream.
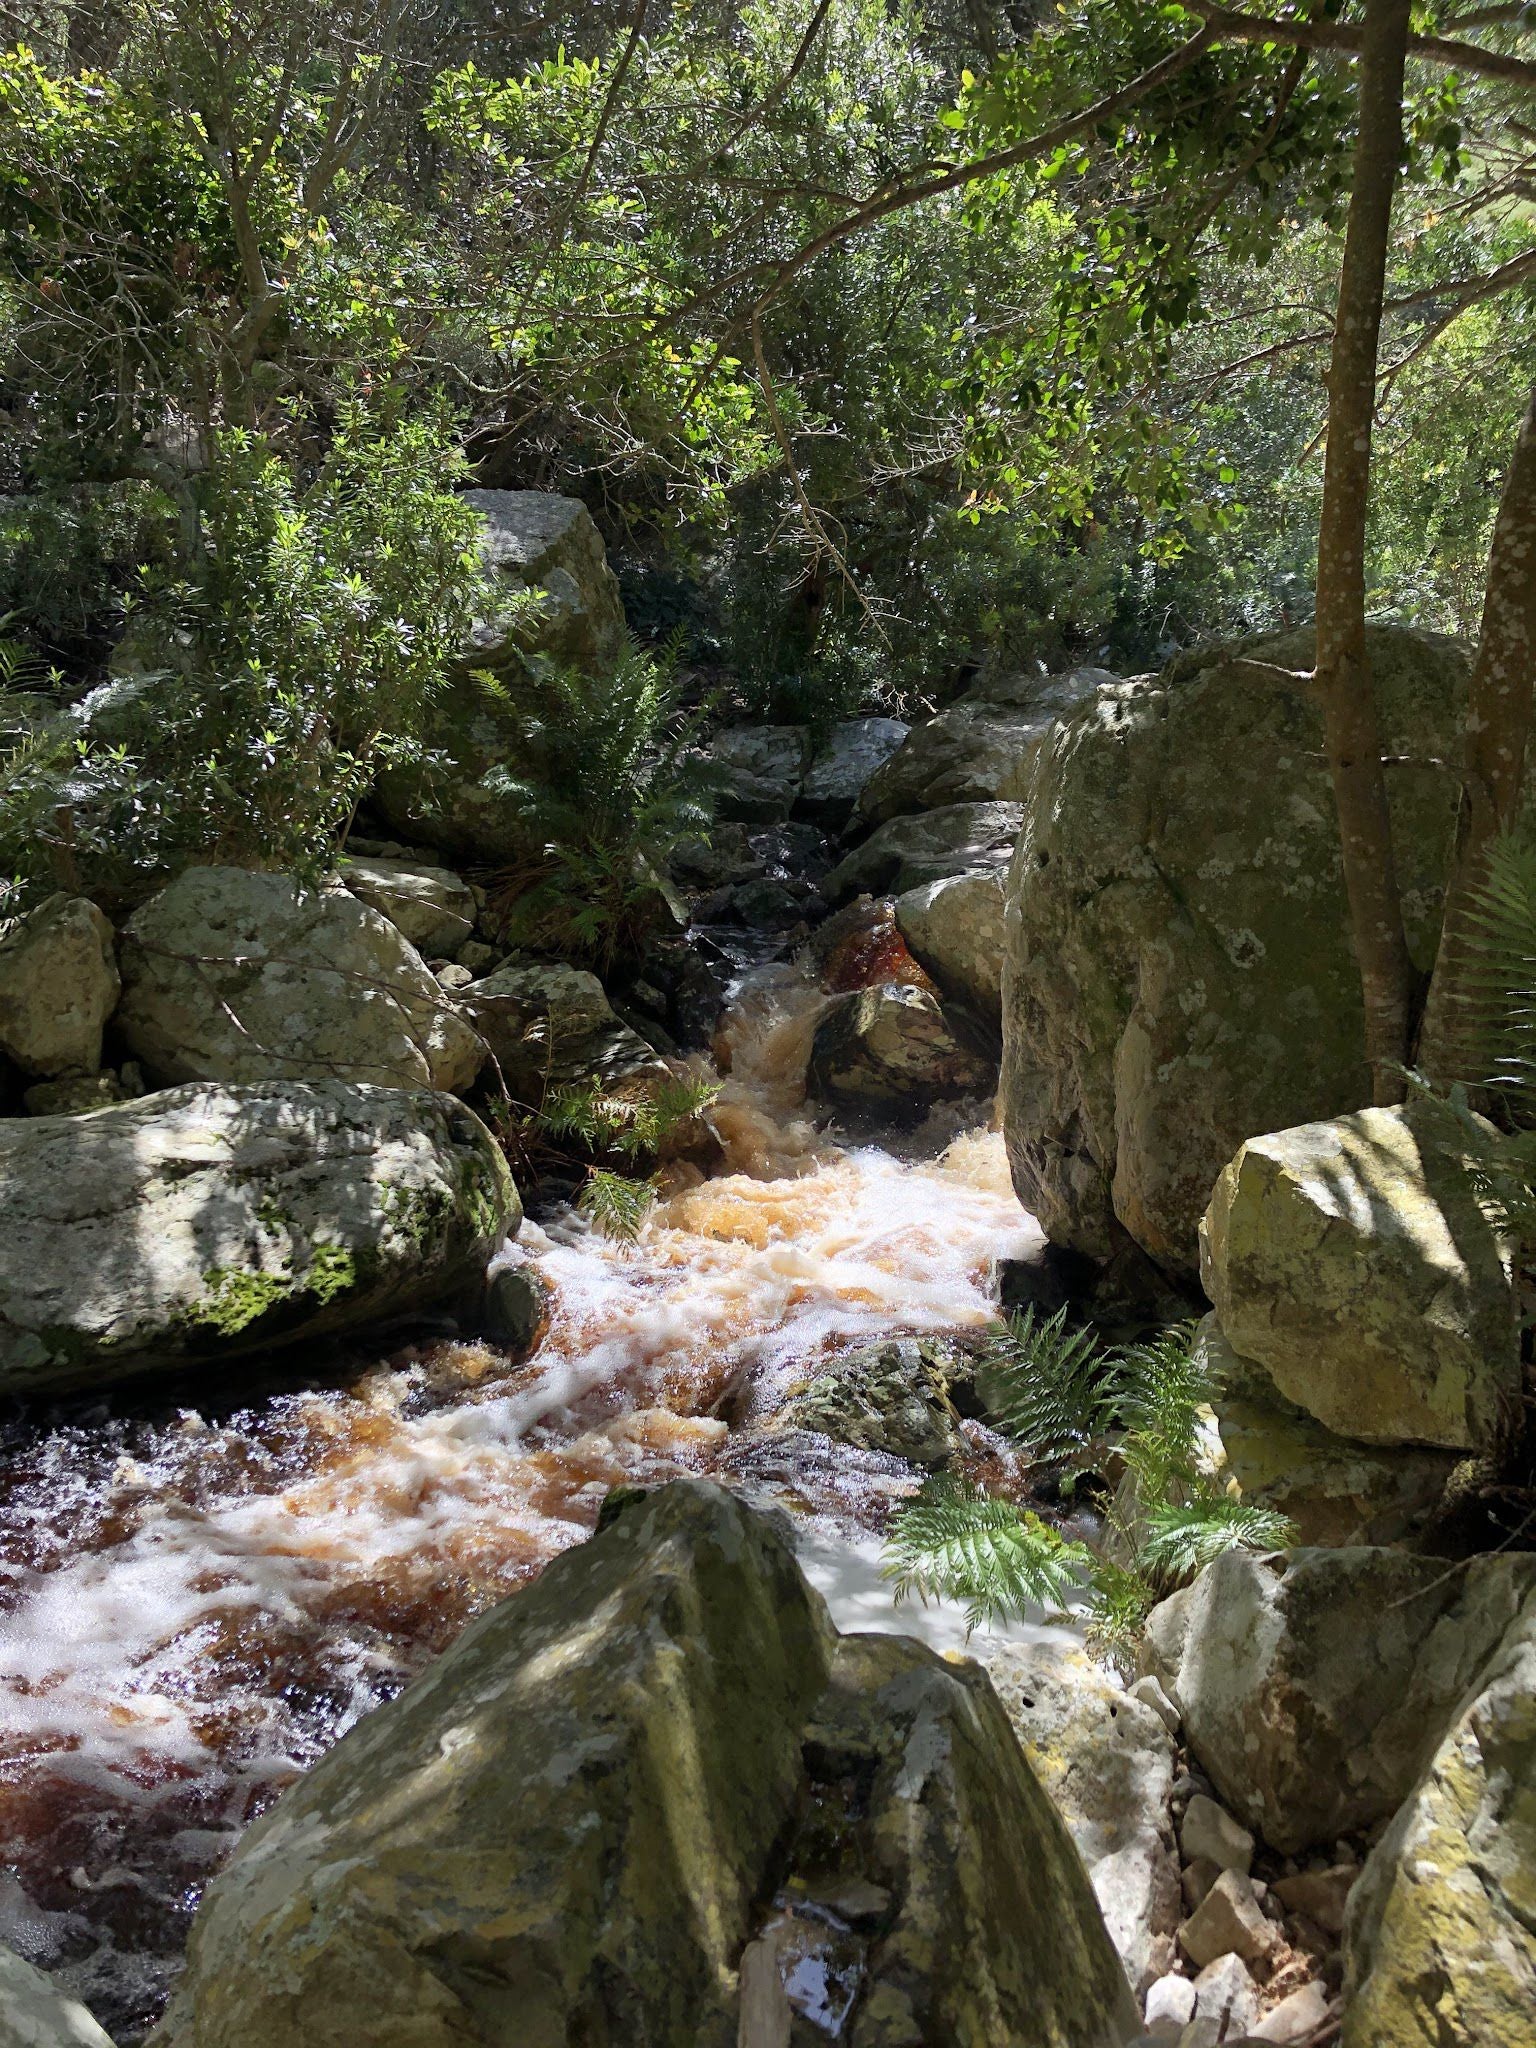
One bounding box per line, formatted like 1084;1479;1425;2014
0;961;1066;2042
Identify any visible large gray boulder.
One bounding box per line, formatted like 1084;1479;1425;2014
0;1943;115;2048
0;893;119;1078
895;869;1008;1022
152;1480;1138;2048
375;490;627;861
1144;1546;1536;1854
857;668;1111;825
459;959;668;1107
1342;1577;1536;2048
338;855;476;957
705;724;811;823
1001;626;1477;1281
118;867;484;1094
824;800;1025;906
809;983;993;1122
0;1080;517;1396
796;715;910;828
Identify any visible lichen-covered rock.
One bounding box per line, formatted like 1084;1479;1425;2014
824;801;1025;906
339;855;476;957
0;1942;116;2048
118;867;484;1093
1001;626;1477;1281
895;869;1008;1022
705;724;812;822
797;716;911;828
1143;1546;1536;1854
1201;1101;1519;1452
972;1641;1179;1995
809;984;993;1122
1198;1316;1461;1548
778;1337;964;1468
375;490;627;860
857;669;1111;825
0;1080;517;1396
0;893;119;1078
459;959;668;1106
1341;1579;1536;2048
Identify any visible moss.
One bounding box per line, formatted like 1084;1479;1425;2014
305;1241;363;1306
191;1267;296;1338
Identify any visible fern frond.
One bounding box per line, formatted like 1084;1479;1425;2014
977;1304;1113;1473
579;1169;656;1242
1458;832;1536;1120
1110;1320;1211;1498
1138;1495;1294;1581
883;1475;1092;1631
1082;1556;1157;1679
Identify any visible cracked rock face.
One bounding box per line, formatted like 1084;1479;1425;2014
999;625;1475;1284
0;1079;517;1397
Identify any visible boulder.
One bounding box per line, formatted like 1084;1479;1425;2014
1201;1101;1519;1452
1342;1579;1536;2048
857;668;1111;825
974;1641;1179;1995
459;959;669;1106
895;869;1008;1022
1143;1546;1536;1854
0;1080;516;1397
824;801;1024;906
0;1942;116;2048
152;1480;1139;2048
777;1337;964;1469
0;893;119;1078
808;984;993;1122
1001;626;1478;1281
375;490;627;860
118;867;484;1094
704;724;811;823
796;716;910;828
338;855;477;957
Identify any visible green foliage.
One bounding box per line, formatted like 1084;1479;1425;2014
884;1474;1093;1632
483;636;719;971
532;1069;719;1242
1138;1498;1295;1581
978;1303;1111;1476
578;1167;658;1244
1459;833;1536;1122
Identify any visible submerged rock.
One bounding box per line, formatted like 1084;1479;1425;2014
118;866;484;1093
1001;625;1478;1283
152;1480;1139;2048
0;1942;115;2048
1201;1101;1519;1452
809;983;993;1122
823;800;1024;905
1144;1545;1536;1854
1342;1576;1536;2048
0;892;119;1079
0;1080;516;1396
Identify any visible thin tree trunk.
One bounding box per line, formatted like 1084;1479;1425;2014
1417;378;1536;1083
1314;0;1415;1106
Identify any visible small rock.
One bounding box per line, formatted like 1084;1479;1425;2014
482;1265;552;1356
1181;1795;1254;1876
1248;1981;1331;2043
435;962;473;991
458;939;499;975
0;1938;115;2045
1184;1953;1259;2046
1180;1871;1280;1971
1131;1675;1181;1736
1144;1972;1197;2037
1183;1860;1221;1912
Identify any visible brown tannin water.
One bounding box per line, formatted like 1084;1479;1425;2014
0;963;1043;2040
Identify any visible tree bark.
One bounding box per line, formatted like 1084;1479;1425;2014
1313;0;1414;1106
1417;378;1536;1083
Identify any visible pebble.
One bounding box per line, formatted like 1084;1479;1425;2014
1182;1952;1259;2046
1181;1794;1255;1876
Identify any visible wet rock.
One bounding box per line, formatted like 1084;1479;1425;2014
0;1080;517;1397
974;1641;1179;1996
1180;1797;1253;1877
1001;625;1478;1283
152;1480;1140;2048
119;867;484;1093
809;984;993;1122
459;958;669;1107
705;724;811;822
481;1263;552;1356
1179;1871;1280;1971
339;854;477;957
1184;1954;1259;2046
0;1941;116;2048
823;800;1025;905
857;668;1111;824
895;869;1008;1022
1202;1100;1519;1452
796;715;910;829
1144;1545;1536;1853
0;892;119;1078
778;1337;964;1468
1341;1575;1536;2048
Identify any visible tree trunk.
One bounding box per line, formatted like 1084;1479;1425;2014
1313;0;1414;1106
1417;377;1536;1083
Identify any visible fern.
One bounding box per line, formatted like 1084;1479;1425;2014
976;1304;1115;1477
883;1475;1092;1632
579;1169;657;1242
1139;1496;1295;1579
1082;1556;1157;1679
1457;832;1536;1122
1110;1320;1212;1502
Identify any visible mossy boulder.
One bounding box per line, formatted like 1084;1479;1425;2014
809;984;993;1123
0;1079;517;1396
778;1337;965;1467
895;869;1009;1023
459;958;668;1107
1000;625;1480;1283
118;866;484;1094
1202;1100;1520;1452
1342;1578;1536;2048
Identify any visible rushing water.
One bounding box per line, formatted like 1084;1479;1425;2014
0;962;1047;2041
